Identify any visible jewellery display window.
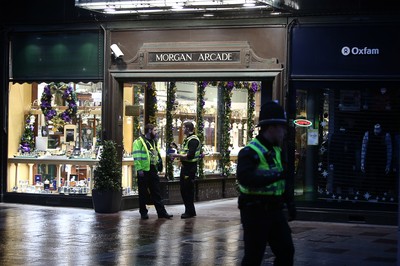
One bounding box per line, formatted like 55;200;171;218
122;81;260;180
6;82;137;195
8;79;261;195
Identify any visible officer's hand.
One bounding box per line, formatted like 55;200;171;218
287;203;297;222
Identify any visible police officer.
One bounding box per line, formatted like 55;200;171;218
236;101;296;266
133;123;173;220
170;121;201;219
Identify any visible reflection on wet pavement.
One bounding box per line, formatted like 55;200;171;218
0;199;397;265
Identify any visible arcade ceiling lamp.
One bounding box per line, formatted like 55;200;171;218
74;0;296;15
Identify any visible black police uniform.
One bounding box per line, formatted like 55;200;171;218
179;133;200;217
236;101;296;266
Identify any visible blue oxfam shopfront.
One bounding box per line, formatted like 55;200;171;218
288;22;400;224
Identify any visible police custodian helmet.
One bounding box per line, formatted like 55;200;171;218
257;100;287;126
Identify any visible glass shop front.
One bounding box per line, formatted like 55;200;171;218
4;25;286;207
6;79;277;198
288;22;400;222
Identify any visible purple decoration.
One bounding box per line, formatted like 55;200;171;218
251;82;258;92
43;85;51;94
21;145;30;153
60;111;72;122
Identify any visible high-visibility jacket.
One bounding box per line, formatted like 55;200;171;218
132;136;160;171
238;138;285;196
179;134;201;163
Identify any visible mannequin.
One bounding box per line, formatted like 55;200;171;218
329;124;357;195
361;123;392;196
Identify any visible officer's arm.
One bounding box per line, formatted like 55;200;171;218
237;147;284;188
186;139;199;160
132;140;145;172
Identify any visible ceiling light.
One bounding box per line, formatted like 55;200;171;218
104;5;116;13
172;3;184;10
75;0;276;15
270;11;281;15
243;0;255;7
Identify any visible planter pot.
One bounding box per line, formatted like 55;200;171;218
92;189;122;213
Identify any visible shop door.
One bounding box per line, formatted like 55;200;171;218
293;89;327;200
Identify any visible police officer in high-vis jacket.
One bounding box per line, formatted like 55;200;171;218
236;101;296;266
133;123;173;220
170;121;201;219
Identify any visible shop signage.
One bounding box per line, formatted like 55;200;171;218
341;46;380;56
148;51;240;63
290;25;400;77
293;119;312;127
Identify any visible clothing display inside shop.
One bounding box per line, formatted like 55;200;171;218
361;123;393;195
295;86;399;204
328;125;358;195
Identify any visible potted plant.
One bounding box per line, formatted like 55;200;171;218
92;140;123;213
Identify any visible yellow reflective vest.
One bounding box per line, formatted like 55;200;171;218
238;138;285;196
179;134;201;162
132;136;160;171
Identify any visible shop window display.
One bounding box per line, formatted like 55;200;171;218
294;89;308;196
122;81;260;181
295;86;400;204
9;80;261;196
7;82;107;195
122;82;145;195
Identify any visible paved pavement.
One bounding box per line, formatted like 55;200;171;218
0;198;397;265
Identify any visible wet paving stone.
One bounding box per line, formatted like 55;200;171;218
0;199;397;266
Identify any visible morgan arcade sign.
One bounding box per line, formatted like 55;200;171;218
148;51;240;63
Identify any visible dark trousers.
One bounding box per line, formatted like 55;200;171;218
179;162;197;215
240;202;294;266
137;167;167;216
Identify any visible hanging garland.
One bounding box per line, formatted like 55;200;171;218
133;84;142;141
19;114;36;154
198;81;259;177
235;81;259;142
247;82;259;141
166;81;177;180
146;82;157;125
196;81;207;180
220;81;234;177
160;80;259;178
40;82;77;128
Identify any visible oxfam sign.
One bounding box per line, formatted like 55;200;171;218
341;46;380;56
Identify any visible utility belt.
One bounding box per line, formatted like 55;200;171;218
148;164;158;173
181;160;198;167
238;194;284;211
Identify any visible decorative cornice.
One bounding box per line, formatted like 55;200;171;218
123;41;282;70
